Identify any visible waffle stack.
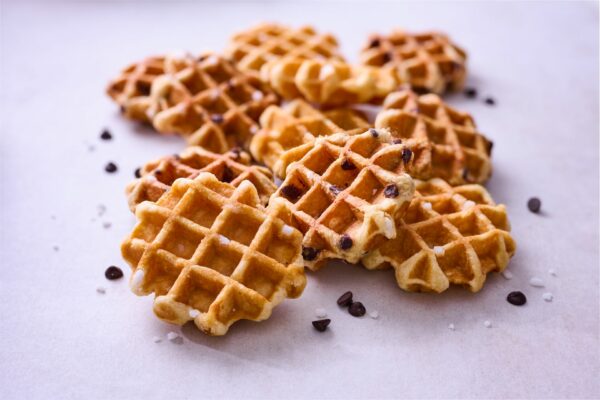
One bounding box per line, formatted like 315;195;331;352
111;22;516;336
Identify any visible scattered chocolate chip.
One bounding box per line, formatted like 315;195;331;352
281;184;302;201
527;197;541;213
105;266;123;280
392;138;402;144
211;114;224;124
312;319;331;332
302;246;319;261
383;184;399;198
401;148;412;164
369;128;379;138
329;185;342;196
382;52;392;64
464;87;477;98
337;291;353;307
413;87;430;95
154;170;163;176
506;291;527;306
484;97;496;106
105;162;118;173
369;38;380;48
341;159;356;170
119;105;126;114
134;168;141;178
221;166;233;183
339;234;353;250
231;147;242;158
100;129;112;140
349;301;366;317
197;55;208;62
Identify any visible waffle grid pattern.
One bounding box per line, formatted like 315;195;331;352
269;129;415;270
251;99;370;176
225;23;344;74
145;54;277;152
377;89;492;184
362;178;515;293
126;147;276;211
122;173;306;335
360;31;467;94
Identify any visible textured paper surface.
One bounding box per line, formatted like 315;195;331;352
1;1;598;399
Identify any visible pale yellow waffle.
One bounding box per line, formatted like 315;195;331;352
106;55;192;122
250;99;370;176
147;53;278;152
268;128;415;270
261;58;399;106
121;172;306;335
360;30;467;94
225;23;344;76
362;178;516;293
376;89;492;185
126;147;276;212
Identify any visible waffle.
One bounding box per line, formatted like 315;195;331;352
376;89;492;185
360;30;467;94
126;147;276;211
362;178;516;293
107;55;192;122
121;172;306;335
148;53;278;152
250;99;370;176
225;23;344;76
267;128;415;270
261;58;399;106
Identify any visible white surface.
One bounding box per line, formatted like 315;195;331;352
1;1;599;399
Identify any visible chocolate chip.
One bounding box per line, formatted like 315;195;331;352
221;166;233;183
154;170;162;176
506;291;527;306
302;246;319;261
462;168;471;182
348;301;366;317
369;128;379;138
105;266;123;280
484;97;496;106
281;184;302;201
105;162;118;173
413;87;430;95
383;184;399;198
100;129;112;140
339;234;353;250
231;147;242;159
392;138;402;144
369;38;380;48
211;114;224;124
382;52;392;64
329;185;342;196
401;148;412;164
527;197;541;213
134;168;141;178
119;105;126;114
487;140;494;155
312;319;331;332
337;291;353;307
341;159;356;170
464;87;477;98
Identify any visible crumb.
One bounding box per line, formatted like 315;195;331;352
52;245;60;252
153;336;162;343
542;293;554;302
549;269;557;277
315;308;328;318
529;277;545;287
167;332;181;342
502;270;513;280
102;222;112;229
448;323;455;330
483;320;492;328
96;287;106;294
369;310;379;319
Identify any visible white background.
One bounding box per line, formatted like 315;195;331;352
1;1;599;399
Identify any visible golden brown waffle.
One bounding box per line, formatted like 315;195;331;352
147;53;278;152
107;56;192;122
268;128;415;270
225;23;344;76
376;89;492;185
360;30;467;94
250;99;370;176
362;178;516;293
261;58;399;106
126;147;276;212
121;172;306;335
